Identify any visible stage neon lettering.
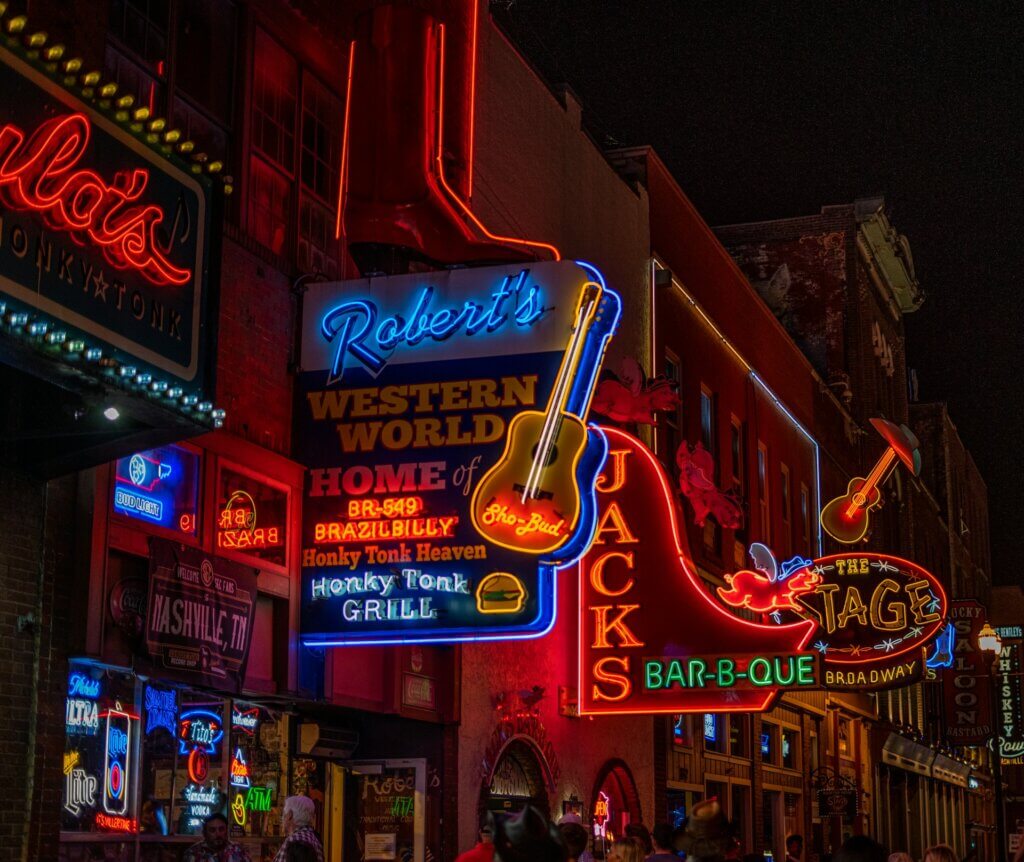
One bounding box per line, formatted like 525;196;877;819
320;271;545;384
0;113;190;285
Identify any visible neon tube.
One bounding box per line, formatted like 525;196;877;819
334;40;357;241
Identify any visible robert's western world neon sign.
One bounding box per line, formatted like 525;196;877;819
299;261;620;645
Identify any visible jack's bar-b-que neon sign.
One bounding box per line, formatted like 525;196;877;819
0;42;211;387
577;427;819;715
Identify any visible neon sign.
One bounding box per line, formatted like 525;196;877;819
704;714;717;742
300;261;621;646
795;554;947;665
577;427;817;715
217;490;282;551
187;749;209;784
181;784;223;831
178;710;223;755
68;673;101;699
95;812;138;832
63;751;97;817
232;706;260;735
245;785;273;812
230;748;251;788
232;793;247;827
943;600;994;744
319;271;545;385
718;544;822;614
66;698;100;735
144;686;177;736
926;623;956;669
593;791;610;838
102;706;132;816
113;445;198;533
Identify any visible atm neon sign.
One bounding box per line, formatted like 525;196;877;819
0;113;190;286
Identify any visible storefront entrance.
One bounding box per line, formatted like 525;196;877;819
326;759;426;862
481;739;552;820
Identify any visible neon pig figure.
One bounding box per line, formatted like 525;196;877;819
319;270;545;384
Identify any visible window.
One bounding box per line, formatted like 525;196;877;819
730;714;750;757
757;442;770;542
216;466;289;568
730;418;748;547
780;463;791;555
800;483;811;550
782;728;799;769
662;353;682;462
761;722;778;764
248;27;343;276
704;714;724;752
672;715;693;748
106;1;235;158
112;445;200;537
700;386;718;470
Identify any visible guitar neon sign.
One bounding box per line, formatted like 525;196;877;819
0;113;191;286
319;270;545;384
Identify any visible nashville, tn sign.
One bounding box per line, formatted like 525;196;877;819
298;261;620;644
577;427;820;715
0;42;212;393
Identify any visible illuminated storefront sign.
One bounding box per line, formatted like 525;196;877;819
63;751;97;817
245;785;273;812
0;41;212;393
181;783;223;831
593;791;610;838
577;427;818;715
178;710;224;755
95;812;138;832
144;686;177;736
232;793;247;826
299;261;620;644
788;552;947;690
942;600;994;744
230;748;251;788
102;705;132;816
113;445;199;534
215;472;287;564
66;671;101;735
232;705;260;735
998;635;1024;761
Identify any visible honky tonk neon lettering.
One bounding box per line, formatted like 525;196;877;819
0;113;191;285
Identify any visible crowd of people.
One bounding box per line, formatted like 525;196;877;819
456;798;983;862
179;795;985;862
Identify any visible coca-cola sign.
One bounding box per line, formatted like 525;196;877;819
0;43;212;391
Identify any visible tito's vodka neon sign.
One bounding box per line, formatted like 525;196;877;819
0;113;190;286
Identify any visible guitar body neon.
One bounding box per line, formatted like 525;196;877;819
819;477;883;544
471;410;588;554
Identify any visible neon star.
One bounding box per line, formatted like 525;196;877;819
880;638;900;652
814;640;830;654
872;559;898;574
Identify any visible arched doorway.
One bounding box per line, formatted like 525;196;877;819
591;759;643;843
480;738;552;820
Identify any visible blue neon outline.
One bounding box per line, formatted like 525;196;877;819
177;709;224;755
925;622;956;669
143;685;177;736
750;371;824;554
68;672;101;699
302;262;619;646
543;425;609;568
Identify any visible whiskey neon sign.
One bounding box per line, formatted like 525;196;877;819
0;113;190;286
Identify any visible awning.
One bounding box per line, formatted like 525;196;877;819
882;732;970;787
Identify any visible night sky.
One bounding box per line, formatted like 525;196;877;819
500;1;1023;584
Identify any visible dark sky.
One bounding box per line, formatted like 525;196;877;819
500;1;1024;583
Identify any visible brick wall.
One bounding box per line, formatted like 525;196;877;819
0;469;78;861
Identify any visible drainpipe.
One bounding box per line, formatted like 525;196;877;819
20;481;48;862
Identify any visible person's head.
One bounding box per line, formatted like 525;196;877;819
559;822;589;862
202;813;229;850
609;838;646;862
282;795;316;835
285;843;320;862
787;835;804;857
889;853;913;862
653;823;674;853
835;835;888;862
479;816;494;845
491;806;567;862
625;823;653;854
924;846;959;862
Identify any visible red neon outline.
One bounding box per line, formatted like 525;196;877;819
435;24;561;261
466;0;479;199
808;552;948;666
577;426;816;716
0;113;190;285
333;40;357;241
